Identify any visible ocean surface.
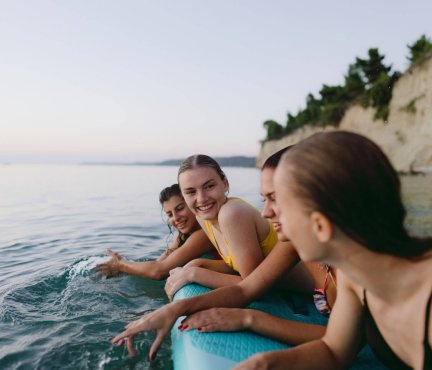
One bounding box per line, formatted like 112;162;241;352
0;165;431;370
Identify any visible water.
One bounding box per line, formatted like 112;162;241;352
0;165;430;370
0;165;261;370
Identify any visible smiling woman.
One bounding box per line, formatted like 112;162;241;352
96;184;214;281
163;154;280;299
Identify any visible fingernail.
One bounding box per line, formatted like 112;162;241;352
182;325;189;330
197;327;202;331
150;353;156;361
178;325;183;330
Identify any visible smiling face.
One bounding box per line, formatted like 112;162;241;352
163;195;198;234
260;167;288;242
179;166;228;221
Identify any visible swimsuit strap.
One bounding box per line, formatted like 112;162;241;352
423;291;432;370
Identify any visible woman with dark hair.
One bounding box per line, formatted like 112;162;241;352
96;184;214;280
236;131;431;369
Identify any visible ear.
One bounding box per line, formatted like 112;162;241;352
223;178;229;193
310;211;333;243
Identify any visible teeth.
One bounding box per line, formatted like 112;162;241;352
198;204;213;211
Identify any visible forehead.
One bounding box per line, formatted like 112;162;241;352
163;195;184;210
179;166;220;186
260;167;275;193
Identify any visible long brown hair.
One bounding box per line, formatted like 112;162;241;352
280;131;431;258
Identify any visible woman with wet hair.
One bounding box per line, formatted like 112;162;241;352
97;184;214;280
236;131;431;370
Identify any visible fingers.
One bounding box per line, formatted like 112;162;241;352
126;336;137;357
148;329;167;361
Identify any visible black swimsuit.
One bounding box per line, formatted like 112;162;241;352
363;290;432;370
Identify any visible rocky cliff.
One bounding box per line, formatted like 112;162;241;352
257;55;432;173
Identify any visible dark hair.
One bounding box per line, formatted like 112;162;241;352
159;184;189;247
281;130;431;258
178;154;227;182
159;183;182;205
261;146;293;170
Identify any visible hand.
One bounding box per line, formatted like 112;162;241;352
164;267;193;300
232;352;271;370
181;308;251;333
111;302;180;360
96;249;124;277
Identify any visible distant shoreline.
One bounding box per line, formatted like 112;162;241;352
80;156;257;168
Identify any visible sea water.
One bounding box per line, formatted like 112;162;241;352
0;165;430;370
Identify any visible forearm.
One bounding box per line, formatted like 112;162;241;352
189;267;242;289
119;260;166;280
245;309;326;345
240;340;342;370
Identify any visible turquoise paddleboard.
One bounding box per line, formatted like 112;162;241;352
171;284;387;370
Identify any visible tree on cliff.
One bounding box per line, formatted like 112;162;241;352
263;120;284;141
407;34;432;65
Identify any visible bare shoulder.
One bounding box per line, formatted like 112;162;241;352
218;198;255;222
336;270;364;303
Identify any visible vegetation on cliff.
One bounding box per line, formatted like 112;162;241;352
263;34;432;143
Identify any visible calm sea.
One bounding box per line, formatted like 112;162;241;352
0;165;430;370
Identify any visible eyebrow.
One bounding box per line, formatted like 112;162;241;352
183;179;215;191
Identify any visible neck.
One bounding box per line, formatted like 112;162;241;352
322;237;418;303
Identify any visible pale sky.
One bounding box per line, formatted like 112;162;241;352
1;0;431;164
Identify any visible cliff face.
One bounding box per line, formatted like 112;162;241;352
257;55;432;173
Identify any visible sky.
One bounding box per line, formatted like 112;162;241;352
1;1;431;164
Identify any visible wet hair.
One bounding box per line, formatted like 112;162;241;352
178;154;227;182
280;130;431;258
159;184;190;247
261;146;293;170
159;183;182;205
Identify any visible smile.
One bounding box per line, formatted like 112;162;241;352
196;203;214;212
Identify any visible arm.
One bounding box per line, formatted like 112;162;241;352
219;202;267;278
232;272;365;370
112;242;300;358
98;229;213;280
165;266;241;300
181;307;326;345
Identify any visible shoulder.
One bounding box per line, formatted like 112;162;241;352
219;198;257;223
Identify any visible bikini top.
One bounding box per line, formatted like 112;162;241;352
202;198;278;273
313;264;335;316
363;289;432;370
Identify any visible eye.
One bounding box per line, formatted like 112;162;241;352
175;204;185;212
185;190;196;196
204;183;215;190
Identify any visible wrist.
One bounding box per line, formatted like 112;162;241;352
243;309;255;329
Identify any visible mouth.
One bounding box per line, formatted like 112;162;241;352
176;220;188;230
196;203;214;213
272;222;282;232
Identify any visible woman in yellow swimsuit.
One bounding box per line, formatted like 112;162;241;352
164;154;280;299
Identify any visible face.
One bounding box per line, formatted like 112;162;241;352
260;167;288;242
179;166;228;221
163;195;198;234
274;163;322;262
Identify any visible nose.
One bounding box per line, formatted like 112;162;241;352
261;200;275;219
172;211;181;223
196;189;207;204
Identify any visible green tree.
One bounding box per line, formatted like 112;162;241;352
407;34;432;65
354;48;392;88
263;120;284;140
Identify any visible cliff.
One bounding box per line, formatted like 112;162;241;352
257;55;432;173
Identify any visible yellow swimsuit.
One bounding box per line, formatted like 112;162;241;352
202;198;278;273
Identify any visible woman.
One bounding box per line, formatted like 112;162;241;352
235;131;432;370
110;152;337;360
180;147;336;341
96;184;214;280
164;154;284;298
